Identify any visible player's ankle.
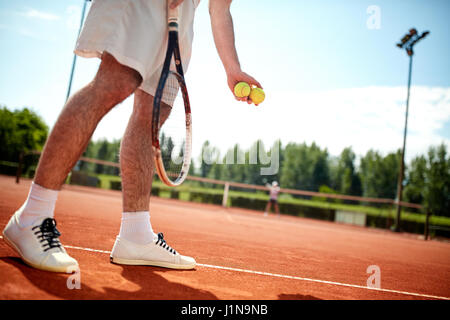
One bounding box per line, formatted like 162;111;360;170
119;211;156;244
17;182;58;228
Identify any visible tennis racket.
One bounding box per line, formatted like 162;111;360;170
152;1;192;187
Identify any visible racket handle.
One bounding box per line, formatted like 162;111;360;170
167;1;179;28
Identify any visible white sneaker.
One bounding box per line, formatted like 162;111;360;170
110;233;196;270
2;213;78;273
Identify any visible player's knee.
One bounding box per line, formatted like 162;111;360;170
131;90;153;120
132;95;171;124
94;53;142;105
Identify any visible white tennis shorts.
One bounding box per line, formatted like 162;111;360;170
74;0;200;106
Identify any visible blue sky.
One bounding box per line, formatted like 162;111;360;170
0;0;449;163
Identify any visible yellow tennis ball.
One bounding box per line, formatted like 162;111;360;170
249;87;265;105
234;82;251;98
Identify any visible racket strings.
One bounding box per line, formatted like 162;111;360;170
158;73;188;181
160;71;179;107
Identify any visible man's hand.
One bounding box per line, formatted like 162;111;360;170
227;70;262;103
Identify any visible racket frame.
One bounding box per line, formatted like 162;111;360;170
152;1;192;187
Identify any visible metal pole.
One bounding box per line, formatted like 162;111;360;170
394;53;413;232
65;0;88;102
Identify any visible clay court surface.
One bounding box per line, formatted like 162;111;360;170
0;175;449;300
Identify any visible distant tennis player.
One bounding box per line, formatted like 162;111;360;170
2;0;262;273
264;181;280;217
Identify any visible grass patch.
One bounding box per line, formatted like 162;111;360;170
96;173;121;189
0;160;19;167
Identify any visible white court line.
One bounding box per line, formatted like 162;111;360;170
195;263;449;300
65;244;111;255
0;236;448;300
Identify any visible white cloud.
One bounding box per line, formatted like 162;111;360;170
20;8;60;21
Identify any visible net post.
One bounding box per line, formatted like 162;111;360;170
222;182;230;208
15;151;24;184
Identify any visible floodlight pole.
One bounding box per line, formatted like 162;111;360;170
394;28;429;232
65;0;89;102
394;53;413;232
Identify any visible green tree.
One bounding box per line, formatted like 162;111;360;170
403;155;427;204
79;140;97;172
78;138;120;174
0;106;48;161
312;148;330;189
199;140;213;178
332;147;362;196
423;144;450;217
223;144;246;183
280;142;329;191
359;150;401;199
95;139;109;174
245;140;266;186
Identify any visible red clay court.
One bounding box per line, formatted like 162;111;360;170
0;175;449;300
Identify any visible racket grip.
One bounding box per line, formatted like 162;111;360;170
167;1;179;26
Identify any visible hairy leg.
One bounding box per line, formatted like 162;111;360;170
120;89;171;212
34;53;142;190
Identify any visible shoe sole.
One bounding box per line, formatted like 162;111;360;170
2;231;76;273
110;256;196;270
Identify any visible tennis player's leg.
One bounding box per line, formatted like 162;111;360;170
3;52;142;272
34;52;142;190
111;89;196;269
119;89;171;213
264;200;271;216
274;201;280;217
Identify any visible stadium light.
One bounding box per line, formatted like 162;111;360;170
394;28;430;232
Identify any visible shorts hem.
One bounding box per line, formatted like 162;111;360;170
75;41;177;106
75;41;147;82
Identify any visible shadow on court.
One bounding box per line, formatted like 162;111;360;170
0;256;217;299
278;293;322;300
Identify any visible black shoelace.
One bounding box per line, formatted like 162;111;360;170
155;233;177;255
31;218;62;252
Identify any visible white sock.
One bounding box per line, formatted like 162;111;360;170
17;182;59;228
119;211;156;244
